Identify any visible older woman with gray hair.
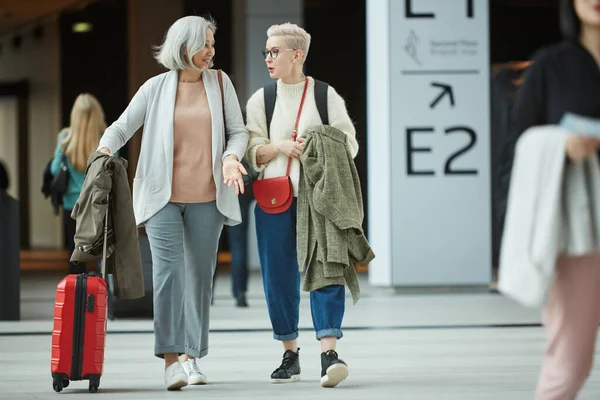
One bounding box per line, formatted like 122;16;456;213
98;15;248;390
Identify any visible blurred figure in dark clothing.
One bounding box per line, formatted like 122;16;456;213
501;1;600;398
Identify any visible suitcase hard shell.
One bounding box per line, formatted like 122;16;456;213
50;194;110;393
51;274;108;393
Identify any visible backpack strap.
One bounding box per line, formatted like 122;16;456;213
263;78;330;136
263;82;278;137
313;79;329;126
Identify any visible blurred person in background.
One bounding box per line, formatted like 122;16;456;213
0;160;21;322
226;188;252;307
98;15;248;391
501;0;600;398
50;93;107;275
0;160;9;193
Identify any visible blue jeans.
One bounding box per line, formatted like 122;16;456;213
226;193;251;296
254;199;345;341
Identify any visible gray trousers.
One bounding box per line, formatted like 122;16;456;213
145;201;224;359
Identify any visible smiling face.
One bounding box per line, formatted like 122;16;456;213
264;36;303;80
191;28;215;70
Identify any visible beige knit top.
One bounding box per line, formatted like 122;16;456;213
170;80;216;203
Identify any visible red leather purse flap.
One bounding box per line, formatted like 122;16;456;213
252;176;293;211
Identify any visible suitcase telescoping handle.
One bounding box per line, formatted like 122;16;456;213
101;194;109;279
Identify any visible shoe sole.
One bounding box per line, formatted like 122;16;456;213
166;375;188;391
320;364;349;388
271;374;301;383
189;376;208;385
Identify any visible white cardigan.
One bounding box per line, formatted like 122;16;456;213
498;125;600;308
98;69;248;226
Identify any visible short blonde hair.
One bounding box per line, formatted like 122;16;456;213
267;23;311;62
62;94;106;171
154;16;216;71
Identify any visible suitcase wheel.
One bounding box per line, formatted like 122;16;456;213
52;378;63;393
52;376;69;392
89;378;100;393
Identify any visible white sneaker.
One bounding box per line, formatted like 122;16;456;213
164;362;188;390
182;359;208;385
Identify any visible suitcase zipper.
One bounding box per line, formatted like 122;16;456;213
70;274;87;380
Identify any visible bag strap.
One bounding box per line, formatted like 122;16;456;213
286;77;310;176
218;69;227;136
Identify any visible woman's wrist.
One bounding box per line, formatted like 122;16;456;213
272;140;281;153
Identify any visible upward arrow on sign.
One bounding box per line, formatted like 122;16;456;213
429;82;455;109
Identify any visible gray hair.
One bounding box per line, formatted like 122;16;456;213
154;16;217;71
267;23;311;62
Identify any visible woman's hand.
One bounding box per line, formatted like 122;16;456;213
223;155;248;195
99;147;112;155
276;137;306;160
566;134;600;162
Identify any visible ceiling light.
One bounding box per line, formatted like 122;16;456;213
72;22;93;33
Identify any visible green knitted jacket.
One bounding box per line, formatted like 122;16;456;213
297;125;375;304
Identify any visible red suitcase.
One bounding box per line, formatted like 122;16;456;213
51;201;110;393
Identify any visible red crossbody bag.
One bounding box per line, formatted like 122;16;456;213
253;77;309;214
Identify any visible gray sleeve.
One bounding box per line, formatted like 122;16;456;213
98;81;149;154
221;71;249;161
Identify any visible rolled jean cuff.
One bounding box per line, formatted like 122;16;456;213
316;328;343;340
273;331;299;341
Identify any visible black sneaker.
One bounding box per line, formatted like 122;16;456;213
320;350;348;388
270;348;301;383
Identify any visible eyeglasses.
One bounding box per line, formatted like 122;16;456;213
261;48;296;60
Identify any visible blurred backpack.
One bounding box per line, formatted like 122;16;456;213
42;152;70;216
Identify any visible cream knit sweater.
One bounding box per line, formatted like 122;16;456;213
245;77;359;196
